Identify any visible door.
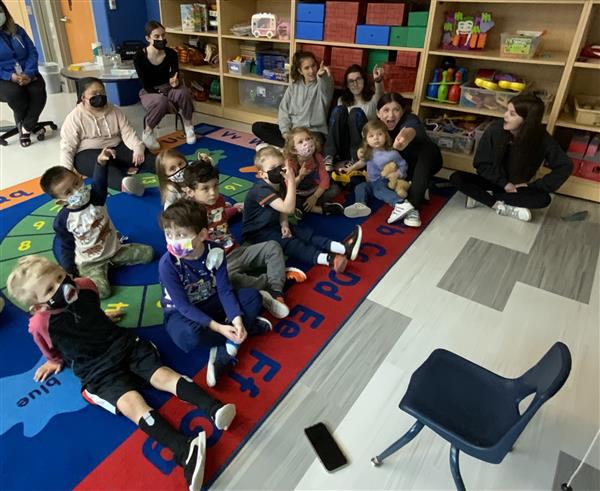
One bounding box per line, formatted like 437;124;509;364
59;0;96;63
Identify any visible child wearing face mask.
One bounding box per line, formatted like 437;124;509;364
242;146;362;273
283;127;342;216
7;255;237;491
158;199;272;387
40;159;154;299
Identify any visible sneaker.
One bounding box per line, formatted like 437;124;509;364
121;176;145;196
328;253;348;273
494;202;532;222
252;316;273;335
465;196;482;209
142;128;160;151
323;202;344;215
424;188;430;201
259;290;289;319
403;209;421;228
213;403;236;430
183;432;206;491
324;155;334;172
343;225;362;261
255;142;270;152
206;345;234;388
344;202;371;218
285;267;307;283
387;201;414;224
184;125;197;145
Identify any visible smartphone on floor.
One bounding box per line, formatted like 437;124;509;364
304;422;348;472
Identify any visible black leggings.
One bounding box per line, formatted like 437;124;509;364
0;76;47;132
405;142;443;209
450;171;552;209
252;121;325;148
74;141;156;190
323;106;367;162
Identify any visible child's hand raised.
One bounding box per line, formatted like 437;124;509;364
97;147;116;165
34;360;63;382
373;64;383;82
317;60;330;78
283;162;295;183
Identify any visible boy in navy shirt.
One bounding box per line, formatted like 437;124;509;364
158;199;271;387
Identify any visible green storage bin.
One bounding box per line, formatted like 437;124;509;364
408;11;429;27
367;49;389;72
407;26;426;48
390;26;409;47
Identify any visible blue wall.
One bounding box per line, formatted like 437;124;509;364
24;0;44;63
145;0;161;23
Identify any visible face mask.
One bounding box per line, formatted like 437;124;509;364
47;276;78;309
267;166;283;184
166;236;195;258
295;140;315;158
168;166;186;184
67;184;91;207
153;39;167;50
89;94;107;108
0;12;6;27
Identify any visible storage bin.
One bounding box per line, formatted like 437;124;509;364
296;3;325;23
426;130;476;154
574;161;600;182
227;60;251;75
324;20;355;43
390;26;409;47
366;3;406;26
500;32;542;59
460;84;553;113
256;51;288;76
574;95;600;126
300;44;331;64
296;21;324;41
406;26;426;48
367;49;389;72
355;25;390;46
239;80;286;110
408;11;428;27
331;47;366;67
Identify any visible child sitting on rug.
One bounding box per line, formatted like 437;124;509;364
159;199;272;387
40;151;154;299
344;120;414;224
283;127;342;217
7;255;237;491
183;161;306;319
242;146;363;273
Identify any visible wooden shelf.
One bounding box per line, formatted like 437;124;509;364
556;112;600;132
223;72;289;86
421;101;503;118
180;63;220;75
574;60;600;70
166;27;219;37
222;34;290;44
436;0;585;3
441;150;475;172
296;39;423;52
543;171;600;202
223;104;277;125
192;100;223;117
428;49;569;66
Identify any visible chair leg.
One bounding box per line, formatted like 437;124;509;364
449;446;466;491
371;420;424;466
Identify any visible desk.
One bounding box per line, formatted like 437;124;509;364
60;62;138;83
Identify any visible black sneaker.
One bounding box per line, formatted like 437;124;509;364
183;432;206;491
323;202;344;215
249;316;273;335
343;225;363;261
206;345;235;388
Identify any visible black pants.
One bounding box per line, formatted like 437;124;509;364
252;121;325;148
450;171;552;209
405;142;443;209
74;141;157;190
323;106;367;162
0;76;47;132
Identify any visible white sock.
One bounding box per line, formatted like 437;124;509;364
317;253;329;265
225;341;238;356
330;242;345;254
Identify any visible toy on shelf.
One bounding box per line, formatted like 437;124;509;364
175;45;204;66
473;69;526;92
579;44;600;60
230;23;252;37
426;59;467;104
190;80;209;102
252;13;278;39
181;3;208;32
209;79;221;101
501;31;544;59
277;21;290;40
442;11;494;50
208;4;218;31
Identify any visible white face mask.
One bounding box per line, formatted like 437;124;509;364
295;139;315;158
0;12;6;27
168;167;186;184
67;184;91;207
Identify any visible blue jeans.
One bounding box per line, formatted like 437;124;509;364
355;179;402;207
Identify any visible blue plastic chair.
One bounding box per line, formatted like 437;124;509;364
371;342;571;490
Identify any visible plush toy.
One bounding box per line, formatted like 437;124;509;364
381;162;410;198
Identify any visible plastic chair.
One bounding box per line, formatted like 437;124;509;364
371;342;571;490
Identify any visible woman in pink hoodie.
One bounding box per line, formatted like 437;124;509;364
59;77;155;194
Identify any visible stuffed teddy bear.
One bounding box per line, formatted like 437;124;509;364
381;162;410;198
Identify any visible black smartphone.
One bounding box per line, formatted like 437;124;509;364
304;422;348;472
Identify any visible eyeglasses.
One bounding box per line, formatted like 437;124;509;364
347;77;364;85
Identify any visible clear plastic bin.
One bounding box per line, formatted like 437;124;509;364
426;130;475;154
500;32;542;59
460;84;553;113
227;60;251;75
574;95;600;127
238;80;286;110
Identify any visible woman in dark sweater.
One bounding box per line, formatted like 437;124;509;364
134;20;196;150
450;94;572;222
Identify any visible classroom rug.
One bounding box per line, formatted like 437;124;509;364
0;124;453;490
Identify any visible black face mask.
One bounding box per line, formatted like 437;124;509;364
89;94;107;108
267;166;283;184
47;276;78;309
153;39;167;50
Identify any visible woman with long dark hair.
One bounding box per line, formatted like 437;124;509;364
450;93;571;221
323;64;383;170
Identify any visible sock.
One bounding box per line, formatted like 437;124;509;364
138;410;188;466
317;252;329;265
330;242;345;254
225;340;238;356
176;376;221;417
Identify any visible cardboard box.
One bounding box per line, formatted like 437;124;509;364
395;50;419;67
331;47;367;66
324;20;356;43
366;3;406;25
300;44;332;65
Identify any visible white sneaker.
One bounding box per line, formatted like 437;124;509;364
387;201;414;224
259;290;289;319
142;128;160;150
403;209;421;227
344;202;371;218
255;142;270;152
324;155;334;172
183;432;206;491
494;202;532;222
121;176;145;196
213;403;236;430
465;196;483;209
424;188;430;201
184;124;197;145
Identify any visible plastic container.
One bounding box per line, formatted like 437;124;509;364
500;32;542;59
227;60;251;75
38;62;61;94
460;83;553;113
238;80;285;110
574;95;600;126
256;51;287;76
426;129;475;154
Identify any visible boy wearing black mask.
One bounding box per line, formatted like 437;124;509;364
242;146;362;273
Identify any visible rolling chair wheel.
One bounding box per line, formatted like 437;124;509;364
0;138;7;146
371;457;382;467
50;123;58;131
37;133;45;141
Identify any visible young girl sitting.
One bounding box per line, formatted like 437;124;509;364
283;127;342;216
252;51;334;148
344;120;414;224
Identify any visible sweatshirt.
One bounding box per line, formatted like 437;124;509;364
337;80;384;121
474;120;572;193
365;149;408;182
60;103;145;170
0;26;38;80
278;74;334;136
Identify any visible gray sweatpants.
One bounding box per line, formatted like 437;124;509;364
226;240;286;294
139;86;194;129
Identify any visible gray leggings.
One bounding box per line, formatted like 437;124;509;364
139;86;194;129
